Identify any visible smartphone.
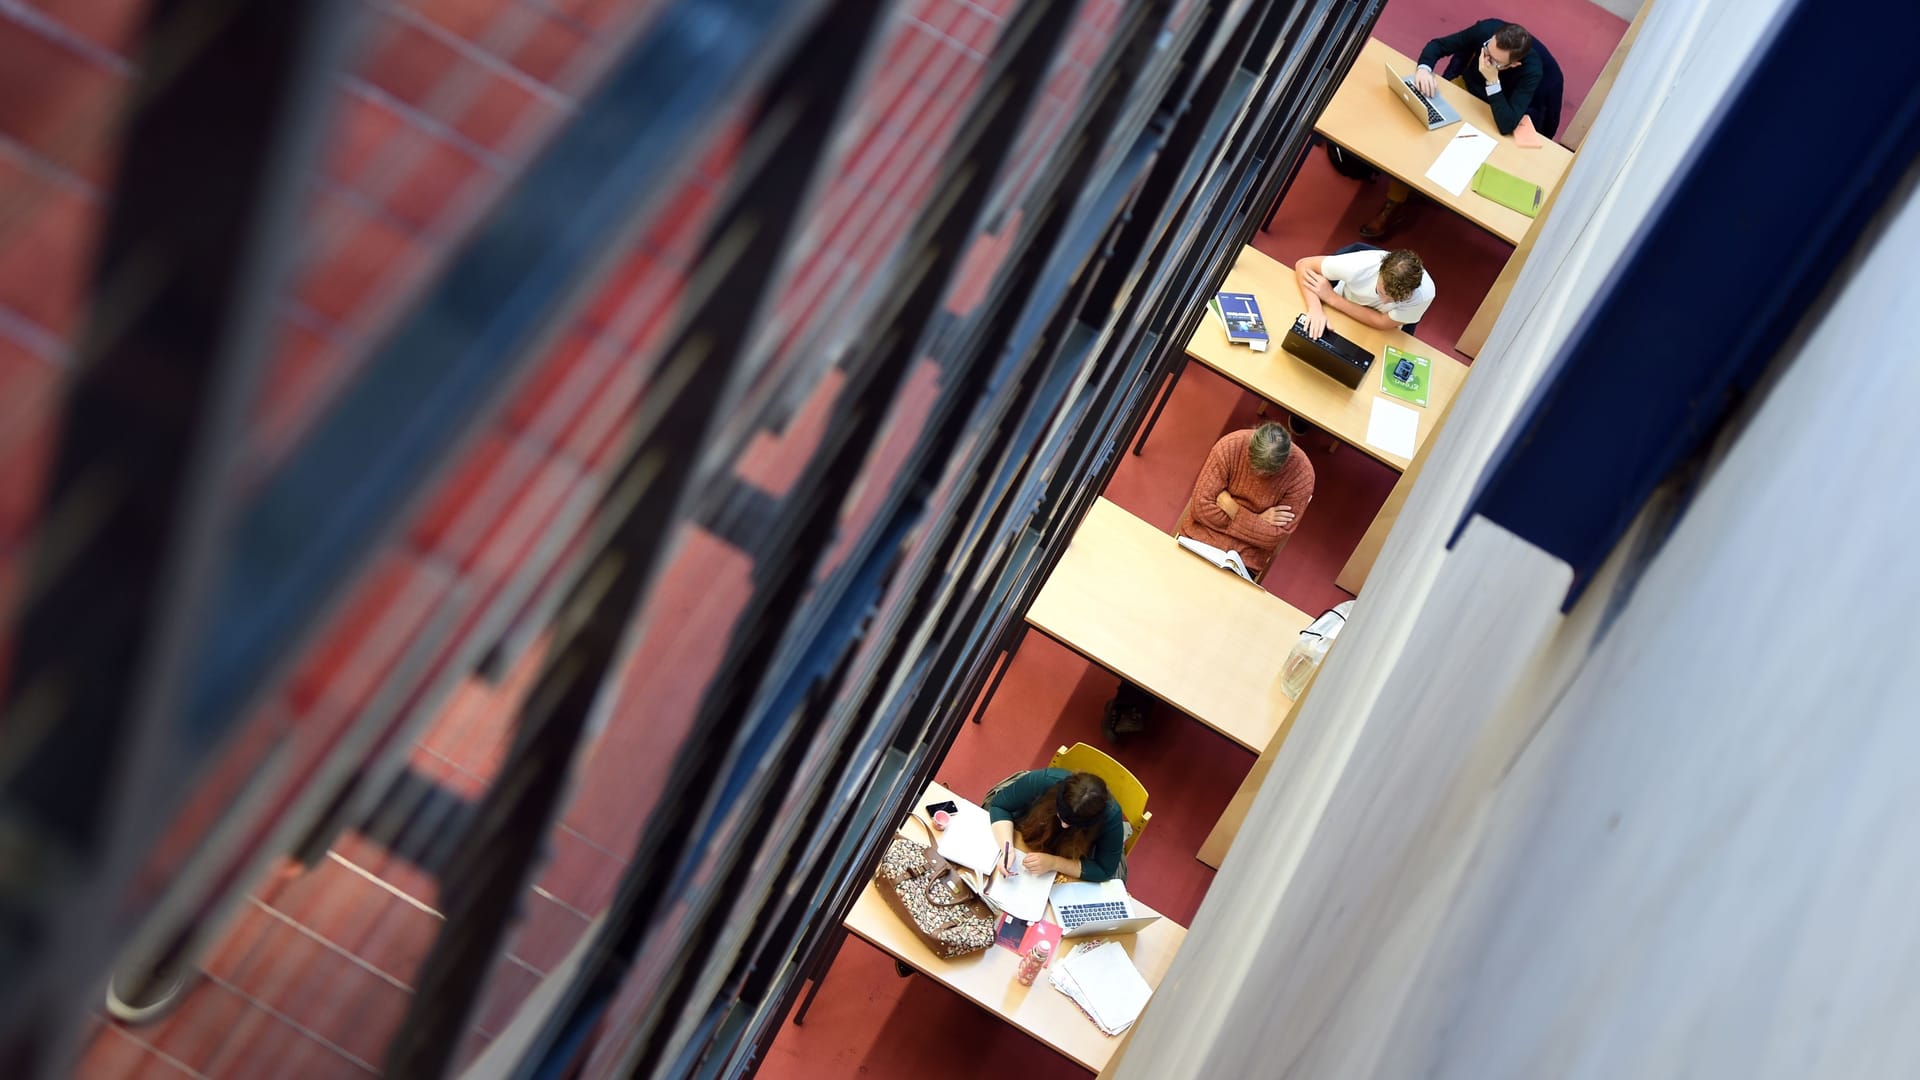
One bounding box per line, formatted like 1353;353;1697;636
925;800;959;817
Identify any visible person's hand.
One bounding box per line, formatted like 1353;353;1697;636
1022;852;1056;874
1002;846;1020;874
1300;269;1334;300
1305;309;1327;339
1413;66;1438;97
1260;504;1295;528
1476;47;1501;84
1214;490;1238;517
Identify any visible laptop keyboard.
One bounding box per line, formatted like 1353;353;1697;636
1406;82;1443;125
1058;900;1130;930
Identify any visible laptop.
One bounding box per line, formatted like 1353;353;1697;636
1050;880;1163;938
1383;63;1460;130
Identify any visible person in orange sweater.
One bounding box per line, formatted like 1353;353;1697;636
1105;423;1314;738
1181;422;1315;579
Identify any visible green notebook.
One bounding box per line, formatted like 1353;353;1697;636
1472;163;1542;217
1380;346;1430;407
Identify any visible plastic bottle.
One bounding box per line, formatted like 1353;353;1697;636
1280;600;1354;699
1016;940;1052;986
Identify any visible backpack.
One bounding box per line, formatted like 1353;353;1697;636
1325;142;1379;182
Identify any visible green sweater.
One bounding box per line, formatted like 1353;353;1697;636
985;768;1125;882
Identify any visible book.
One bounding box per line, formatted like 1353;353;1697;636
1471;162;1543;216
1176;535;1254;583
1017;918;1063;959
1379;345;1430;407
1513;114;1545;149
994;913;1030;952
1215;291;1268;351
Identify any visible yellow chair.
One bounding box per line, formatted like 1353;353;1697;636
1050;742;1150;856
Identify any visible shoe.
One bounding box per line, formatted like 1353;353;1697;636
1359;198;1406;240
1287;413;1317;439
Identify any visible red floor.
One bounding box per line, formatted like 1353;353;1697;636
756;3;1626;1077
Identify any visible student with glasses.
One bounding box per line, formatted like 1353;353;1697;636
1360;20;1565;240
985;769;1126;881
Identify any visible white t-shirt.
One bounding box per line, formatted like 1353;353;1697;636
1321;249;1435;327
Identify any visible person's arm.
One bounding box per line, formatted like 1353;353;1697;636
1188;442;1288;549
1307;251;1404;332
1275;460;1316;538
1294;256;1330;338
1484;62;1540;135
1416;25;1479;80
1317;288;1403;332
988;771;1054;874
1075;814;1126;883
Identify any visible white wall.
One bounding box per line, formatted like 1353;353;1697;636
1109;0;1920;1076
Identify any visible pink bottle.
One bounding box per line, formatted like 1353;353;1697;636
1015;940;1052;986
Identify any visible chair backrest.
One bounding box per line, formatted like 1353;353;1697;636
1051;742;1150;856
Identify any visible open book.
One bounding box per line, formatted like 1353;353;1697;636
1176;535;1254;582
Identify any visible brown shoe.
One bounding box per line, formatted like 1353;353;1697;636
1359;198;1406;240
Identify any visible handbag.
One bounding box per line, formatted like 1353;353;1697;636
873;816;996;958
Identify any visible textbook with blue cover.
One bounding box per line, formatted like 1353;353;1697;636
1214;291;1269;351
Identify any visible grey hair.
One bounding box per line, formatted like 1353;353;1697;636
1249;422;1292;474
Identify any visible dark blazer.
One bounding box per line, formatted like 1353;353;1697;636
1417;18;1565;138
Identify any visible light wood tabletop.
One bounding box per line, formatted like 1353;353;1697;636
844;781;1187;1073
1186;244;1467;472
1314;37;1575;245
1024;498;1311;752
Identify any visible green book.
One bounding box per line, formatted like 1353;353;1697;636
1472;162;1543;217
1380;346;1430;407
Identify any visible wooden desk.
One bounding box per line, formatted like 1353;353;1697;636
1185;245;1467;472
844;782;1187;1073
1025;498;1311;752
1314;38;1575;245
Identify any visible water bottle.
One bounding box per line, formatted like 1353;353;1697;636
1281;600;1354;699
1016;940;1052;986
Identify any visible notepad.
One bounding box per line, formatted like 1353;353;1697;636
1471;162;1543;216
988;863;1058;923
933;800;1000;874
1365;397;1420;460
1424;122;1496;196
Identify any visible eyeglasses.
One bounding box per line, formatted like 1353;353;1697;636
1481;40;1517;70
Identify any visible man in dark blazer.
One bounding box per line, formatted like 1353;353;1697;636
1361;20;1565;240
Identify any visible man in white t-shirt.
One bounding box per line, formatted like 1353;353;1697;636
1293;246;1434;338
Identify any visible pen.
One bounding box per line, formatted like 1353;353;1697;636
1003;841;1014;875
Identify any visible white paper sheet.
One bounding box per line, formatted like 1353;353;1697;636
1365;397;1421;460
988;865;1058;923
933;800;1000;874
1054;941;1153;1034
1423;121;1496;196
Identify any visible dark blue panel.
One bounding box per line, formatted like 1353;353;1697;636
1455;0;1920;608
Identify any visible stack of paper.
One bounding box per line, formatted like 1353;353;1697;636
1049;941;1153;1036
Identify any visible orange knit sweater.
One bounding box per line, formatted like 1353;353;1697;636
1180;429;1315;575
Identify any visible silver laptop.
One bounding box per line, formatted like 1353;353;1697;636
1050;880;1162;938
1384;62;1460;130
